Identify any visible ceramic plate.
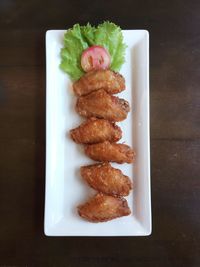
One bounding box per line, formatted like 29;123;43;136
45;29;151;236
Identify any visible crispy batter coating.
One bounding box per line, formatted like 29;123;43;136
73;69;125;96
70;118;122;144
81;163;133;196
77;193;131;222
85;141;135;164
76;89;130;122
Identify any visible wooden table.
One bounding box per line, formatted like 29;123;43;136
0;1;199;266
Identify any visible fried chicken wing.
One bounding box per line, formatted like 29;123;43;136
70;118;122;144
76;89;130;122
73;69;125;96
85;141;135;164
81;163;133;196
77;193;131;222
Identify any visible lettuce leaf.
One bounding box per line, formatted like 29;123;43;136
60;22;126;80
94;22;127;71
60;24;87;80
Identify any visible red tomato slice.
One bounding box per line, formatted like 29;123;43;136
81;45;111;72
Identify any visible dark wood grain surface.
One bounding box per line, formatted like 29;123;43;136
0;0;200;266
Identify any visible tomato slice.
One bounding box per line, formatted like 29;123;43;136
81;45;111;72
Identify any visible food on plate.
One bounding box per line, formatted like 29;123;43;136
73;69;125;96
60;21;134;223
60;21;127;80
81;163;133;196
76;89;130;122
84;141;135;164
77;193;131;222
81;46;110;72
70;117;122;144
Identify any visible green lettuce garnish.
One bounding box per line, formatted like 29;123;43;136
60;21;127;80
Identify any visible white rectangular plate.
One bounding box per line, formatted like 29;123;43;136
45;29;151;236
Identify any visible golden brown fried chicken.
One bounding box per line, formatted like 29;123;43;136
73;69;125;96
81;163;133;196
76;89;130;122
77;193;131;222
70;118;122;144
85;141;135;164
